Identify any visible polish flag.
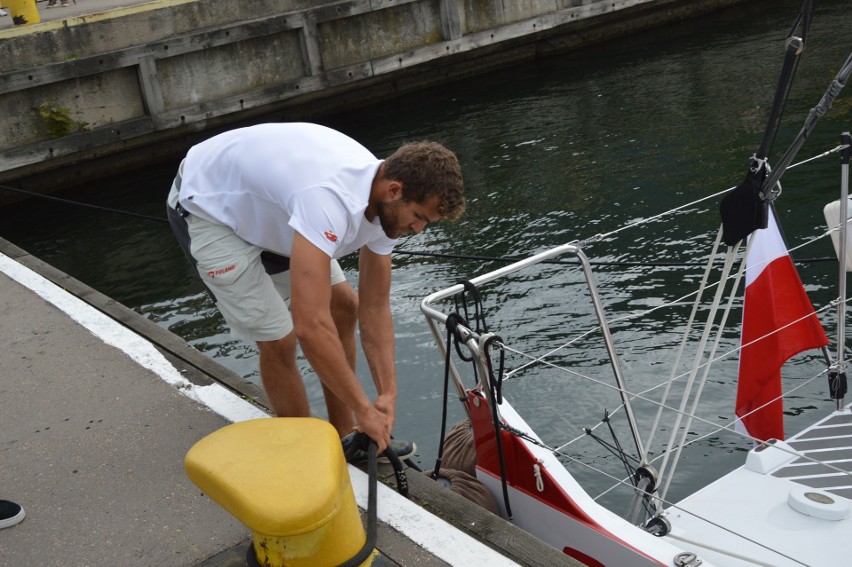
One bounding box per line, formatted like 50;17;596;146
735;212;828;442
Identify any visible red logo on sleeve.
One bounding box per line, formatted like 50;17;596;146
324;231;338;243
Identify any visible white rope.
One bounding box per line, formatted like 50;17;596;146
495;309;852;505
493;296;842;452
653;238;743;497
786;143;847;170
590;186;732;241
495;283;842;441
661;238;749;503
499;214;837;401
643;226;725;462
504;223;835;388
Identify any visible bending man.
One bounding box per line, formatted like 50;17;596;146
167;122;465;455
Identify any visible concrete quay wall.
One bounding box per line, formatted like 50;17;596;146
0;0;745;189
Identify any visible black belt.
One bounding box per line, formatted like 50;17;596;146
260;251;290;274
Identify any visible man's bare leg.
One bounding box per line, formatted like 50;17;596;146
325;281;359;436
256;333;310;418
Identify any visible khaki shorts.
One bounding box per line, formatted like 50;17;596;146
168;180;346;342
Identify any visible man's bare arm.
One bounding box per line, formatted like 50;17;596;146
358;246;398;430
290;233;390;449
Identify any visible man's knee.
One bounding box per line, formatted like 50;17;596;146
257;333;299;365
330;283;358;328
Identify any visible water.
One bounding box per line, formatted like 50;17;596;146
2;0;850;514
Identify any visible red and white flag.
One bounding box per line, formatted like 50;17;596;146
735;213;828;442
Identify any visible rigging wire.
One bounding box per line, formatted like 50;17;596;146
522;325;852;489
437;217;840;424
499;219;839;389
571;361;840;504
468;290;849;483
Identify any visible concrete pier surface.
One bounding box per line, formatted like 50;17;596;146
0;236;580;566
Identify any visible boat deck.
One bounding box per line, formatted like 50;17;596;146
664;405;852;567
775;410;852;499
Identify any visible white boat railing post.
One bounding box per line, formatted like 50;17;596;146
834;131;851;410
575;247;646;460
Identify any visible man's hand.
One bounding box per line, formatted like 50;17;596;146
358;248;399;439
354;405;391;453
373;393;397;433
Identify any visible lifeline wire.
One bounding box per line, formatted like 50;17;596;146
500;218;838;390
494;296;838;433
481;293;847;463
498;295;852;487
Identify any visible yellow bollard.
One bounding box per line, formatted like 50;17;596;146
5;0;40;25
185;417;375;567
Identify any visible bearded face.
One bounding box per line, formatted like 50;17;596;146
375;193;442;239
376;199;409;239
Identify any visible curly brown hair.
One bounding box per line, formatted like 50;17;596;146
383;141;465;221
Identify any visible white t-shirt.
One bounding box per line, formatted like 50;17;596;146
178;122;397;258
